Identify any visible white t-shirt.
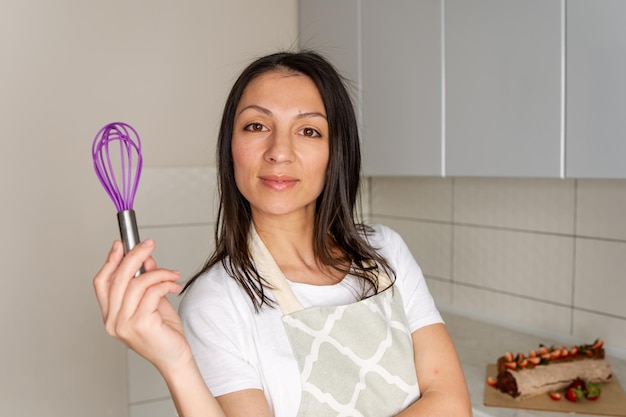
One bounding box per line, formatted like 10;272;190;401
179;224;443;417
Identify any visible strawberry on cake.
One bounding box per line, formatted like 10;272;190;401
488;339;613;400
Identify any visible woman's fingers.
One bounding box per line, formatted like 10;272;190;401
113;278;187;369
122;239;157;278
129;280;183;342
94;239;154;315
104;239;158;329
143;254;158;273
93;239;191;371
93;240;125;319
115;268;181;334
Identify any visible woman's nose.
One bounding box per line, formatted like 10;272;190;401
264;129;294;163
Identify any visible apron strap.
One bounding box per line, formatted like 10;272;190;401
249;225;392;315
249;225;304;315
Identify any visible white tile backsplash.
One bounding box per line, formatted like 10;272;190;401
371;177;452;221
574;238;626;318
454;178;575;234
371;176;626;352
450;285;573;336
371;216;452;280
424;277;453;307
577;179;626;240
453;226;574;305
573;310;626;354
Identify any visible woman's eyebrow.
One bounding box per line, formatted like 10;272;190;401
295;112;327;120
237;105;327;120
237;104;272;116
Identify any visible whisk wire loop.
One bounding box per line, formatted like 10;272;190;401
92;122;146;275
92;122;143;212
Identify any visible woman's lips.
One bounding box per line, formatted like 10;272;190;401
259;175;298;191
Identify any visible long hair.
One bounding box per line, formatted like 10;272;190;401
182;51;394;310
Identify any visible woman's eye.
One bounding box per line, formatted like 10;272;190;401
299;127;321;138
245;123;267;132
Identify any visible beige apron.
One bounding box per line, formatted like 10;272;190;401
250;228;419;417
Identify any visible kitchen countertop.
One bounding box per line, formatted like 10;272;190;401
442;310;626;417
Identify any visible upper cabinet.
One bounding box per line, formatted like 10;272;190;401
298;0;360;92
445;0;562;177
299;0;442;176
299;0;626;179
361;0;442;176
566;0;626;178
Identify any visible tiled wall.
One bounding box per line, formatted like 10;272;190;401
128;170;626;414
369;177;626;356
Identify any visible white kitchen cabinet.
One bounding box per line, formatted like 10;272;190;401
445;0;563;177
298;0;360;94
299;0;443;177
360;0;443;176
300;0;625;179
566;0;626;179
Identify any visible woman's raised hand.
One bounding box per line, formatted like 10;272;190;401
93;239;193;374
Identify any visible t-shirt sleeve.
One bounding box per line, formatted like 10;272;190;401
373;224;444;332
178;271;263;396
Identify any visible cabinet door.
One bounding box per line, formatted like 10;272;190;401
566;0;626;178
445;0;563;177
298;0;359;88
361;0;443;176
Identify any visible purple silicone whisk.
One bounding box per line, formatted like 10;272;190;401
92;122;145;275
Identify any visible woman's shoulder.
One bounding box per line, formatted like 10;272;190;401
362;223;405;248
182;263;232;294
179;262;256;317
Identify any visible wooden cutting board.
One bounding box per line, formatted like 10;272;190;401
484;364;626;416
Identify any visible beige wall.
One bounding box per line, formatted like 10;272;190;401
0;1;297;416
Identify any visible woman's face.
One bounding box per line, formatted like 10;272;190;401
232;69;329;223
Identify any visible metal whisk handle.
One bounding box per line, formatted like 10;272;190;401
117;209;146;276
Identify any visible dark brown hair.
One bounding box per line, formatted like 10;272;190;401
182;51;394;309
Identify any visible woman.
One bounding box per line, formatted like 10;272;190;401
93;51;472;417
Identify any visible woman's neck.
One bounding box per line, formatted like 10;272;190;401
252;216;344;285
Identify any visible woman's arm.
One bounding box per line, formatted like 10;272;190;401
93;240;242;417
213;389;273;417
396;323;473;417
160;356;227;417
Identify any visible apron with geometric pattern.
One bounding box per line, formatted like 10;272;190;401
249;228;419;417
